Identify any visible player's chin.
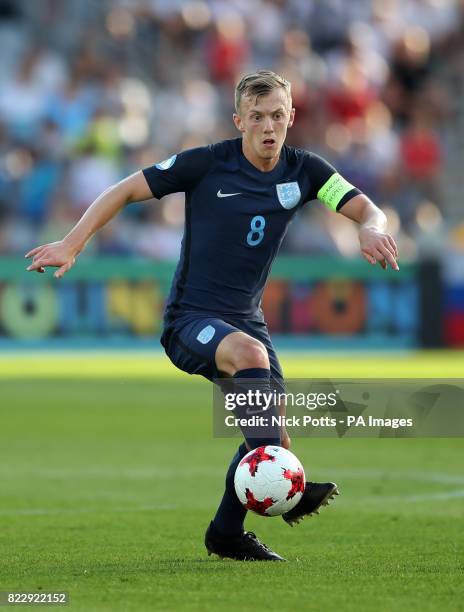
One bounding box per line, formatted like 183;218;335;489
259;145;279;159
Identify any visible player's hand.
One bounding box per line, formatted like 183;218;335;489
25;240;78;279
359;227;399;271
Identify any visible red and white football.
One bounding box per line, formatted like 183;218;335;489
234;446;305;517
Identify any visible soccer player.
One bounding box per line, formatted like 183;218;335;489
26;71;399;561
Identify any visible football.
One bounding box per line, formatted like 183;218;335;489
234;446;305;517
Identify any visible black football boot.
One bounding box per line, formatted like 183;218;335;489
205;521;286;561
283;482;339;526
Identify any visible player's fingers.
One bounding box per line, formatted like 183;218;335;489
54;260;74;279
361;249;377;265
367;245;395;270
27;256;54;271
54;265;67;279
387;235;399;258
377;244;399;271
379;235;399;263
27;261;45;271
366;250;387;270
25;246;44;259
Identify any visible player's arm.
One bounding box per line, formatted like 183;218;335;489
307;153;399;271
25;171;153;278
339;194;399;271
26;146;214;278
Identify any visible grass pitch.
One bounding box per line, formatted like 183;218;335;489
1;351;463;611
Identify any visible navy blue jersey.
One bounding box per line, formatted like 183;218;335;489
142;138;360;322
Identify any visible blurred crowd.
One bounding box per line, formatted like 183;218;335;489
1;0;464;261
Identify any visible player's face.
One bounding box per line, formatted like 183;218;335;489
233;88;295;171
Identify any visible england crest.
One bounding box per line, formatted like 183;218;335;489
276;182;301;209
197;325;216;344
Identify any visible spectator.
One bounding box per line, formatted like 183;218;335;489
0;0;459;260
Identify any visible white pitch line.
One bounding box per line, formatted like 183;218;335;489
2;466;464;485
1;468;464;517
0;503;179;517
0;466;224;479
2;489;464;518
329;468;464;486
400;489;464;502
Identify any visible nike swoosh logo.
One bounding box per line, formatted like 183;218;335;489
217;190;242;198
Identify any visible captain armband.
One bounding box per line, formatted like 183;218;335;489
317;173;357;212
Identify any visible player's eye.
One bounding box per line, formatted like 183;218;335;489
274;113;282;120
252;115;262;121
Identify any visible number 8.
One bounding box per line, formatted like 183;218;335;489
247;215;266;246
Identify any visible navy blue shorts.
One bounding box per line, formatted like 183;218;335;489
160;312;284;387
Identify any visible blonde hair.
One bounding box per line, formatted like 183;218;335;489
235;70;291;113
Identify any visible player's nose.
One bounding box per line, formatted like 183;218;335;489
263;117;274;132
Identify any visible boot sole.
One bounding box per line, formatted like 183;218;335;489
284;484;340;527
206;550;286;561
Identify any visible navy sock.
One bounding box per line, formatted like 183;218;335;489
213;442;248;536
232;368;281;449
213;369;281;537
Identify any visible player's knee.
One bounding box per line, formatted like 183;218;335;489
232;339;269;373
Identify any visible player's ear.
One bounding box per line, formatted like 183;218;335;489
233;113;245;133
288;107;295;128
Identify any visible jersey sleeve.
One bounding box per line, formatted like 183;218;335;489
305;153;361;212
142;145;215;199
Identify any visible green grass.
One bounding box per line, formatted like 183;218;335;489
1;352;463;611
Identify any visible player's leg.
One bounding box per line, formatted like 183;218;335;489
208;330;289;559
211;330;282;544
249;326;290;449
161;315;284;559
243;323;340;526
215;330;282;448
162;318;280;450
